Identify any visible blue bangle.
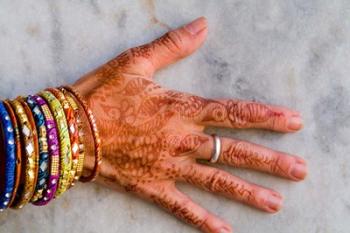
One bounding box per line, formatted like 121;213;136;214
26;96;50;202
0;101;16;211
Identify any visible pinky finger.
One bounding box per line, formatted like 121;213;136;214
138;181;233;233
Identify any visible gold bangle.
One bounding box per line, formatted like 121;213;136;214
39;91;72;198
10;98;39;209
61;86;101;183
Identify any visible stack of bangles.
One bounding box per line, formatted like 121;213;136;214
0;86;101;211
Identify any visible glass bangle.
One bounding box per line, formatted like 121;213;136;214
10;98;39;209
61;86;102;183
0;101;16;211
3;100;22;208
32;95;60;206
39;91;72;198
46;88;80;188
60;88;85;180
26;96;50;202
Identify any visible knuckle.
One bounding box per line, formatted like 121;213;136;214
129;44;152;59
110;47;154;76
270;153;283;173
197;213;210;230
271;153;295;177
226;100;273;126
170;198;205;227
208;170;223;192
251;187;266;206
244;103;272;122
162;31;187;56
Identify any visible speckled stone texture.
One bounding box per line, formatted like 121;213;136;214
0;1;349;232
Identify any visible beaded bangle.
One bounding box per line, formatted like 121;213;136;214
61;86;101;183
39;91;72;198
46;88;80;188
3;100;22;208
10;99;39;209
0;101;16;211
32;95;60;206
26;96;50;202
60;88;85;180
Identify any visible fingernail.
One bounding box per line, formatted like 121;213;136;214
291;163;307;180
288;116;303;131
184;17;207;35
219;228;232;233
266;194;282;212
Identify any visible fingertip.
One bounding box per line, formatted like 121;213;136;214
265;192;284;213
265;105;304;133
257;190;284;213
290;158;308;181
200;215;233;233
218;225;233;233
183;16;208;35
287;115;303;131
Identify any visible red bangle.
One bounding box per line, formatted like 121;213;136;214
61;86;102;183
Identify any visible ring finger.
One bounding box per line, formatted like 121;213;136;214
181;133;307;181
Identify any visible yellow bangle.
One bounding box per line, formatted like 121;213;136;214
46;88;80;188
10;98;39;209
39;91;72;198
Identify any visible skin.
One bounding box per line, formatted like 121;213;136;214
72;17;307;233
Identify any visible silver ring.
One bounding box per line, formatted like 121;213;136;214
210;134;221;163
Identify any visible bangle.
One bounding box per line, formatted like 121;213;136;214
3;100;22;208
59;87;85;180
26;96;50;202
61;86;101;183
32;95;60;206
46;88;80;188
0;101;16;211
10;98;39;209
39;91;72;198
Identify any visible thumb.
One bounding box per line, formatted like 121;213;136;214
151;17;208;71
132;17;208;75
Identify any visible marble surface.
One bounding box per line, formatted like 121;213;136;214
0;0;350;232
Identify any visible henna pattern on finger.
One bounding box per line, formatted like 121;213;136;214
164;90;208;118
163;133;209;156
182;165;255;203
147;185;205;227
226;100;274;127
201;102;227;123
221;142;288;176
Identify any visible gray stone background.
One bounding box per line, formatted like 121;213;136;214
0;0;349;232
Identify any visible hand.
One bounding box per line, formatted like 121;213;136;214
73;17;307;233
